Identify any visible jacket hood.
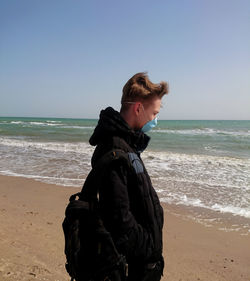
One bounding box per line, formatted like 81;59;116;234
89;107;150;153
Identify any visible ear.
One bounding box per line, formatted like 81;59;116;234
133;102;141;116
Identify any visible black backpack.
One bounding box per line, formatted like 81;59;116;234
62;150;129;281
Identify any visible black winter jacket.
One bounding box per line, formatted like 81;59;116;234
85;107;164;267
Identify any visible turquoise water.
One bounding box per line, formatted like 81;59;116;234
0;117;250;233
1;117;249;158
0;117;97;143
149;120;250;159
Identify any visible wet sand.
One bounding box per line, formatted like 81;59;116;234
0;175;249;281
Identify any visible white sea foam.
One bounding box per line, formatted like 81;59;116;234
7;120;68;127
0;170;82;182
26;121;63;127
45;120;61;123
142;150;250;219
0;137;94;154
152;128;250;137
60;125;95;129
10;121;24;124
143;150;250;190
0;135;250;220
22;122;94;129
160;194;250;219
0;136;94;189
30;122;49;125
0;170;84;187
211;204;250;218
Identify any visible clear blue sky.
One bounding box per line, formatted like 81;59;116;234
0;0;249;120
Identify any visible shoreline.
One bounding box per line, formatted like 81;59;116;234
160;202;250;237
2;171;249;236
0;175;249;280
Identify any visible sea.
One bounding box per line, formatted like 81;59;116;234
0;117;249;235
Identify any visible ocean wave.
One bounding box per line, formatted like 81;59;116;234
45;120;62;123
143;150;250;191
160;194;250;219
60;125;95;129
143;150;250;168
152;128;250;137
25;121;63;127
2;120;62;127
211;203;250;218
0;137;94;154
10;121;24;124
3;120;61;126
30;121;51;126
1;135;250;220
0;170;83;187
5;120;94;129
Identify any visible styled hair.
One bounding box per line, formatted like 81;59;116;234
121;72;168;108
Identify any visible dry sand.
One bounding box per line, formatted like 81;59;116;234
0;175;249;281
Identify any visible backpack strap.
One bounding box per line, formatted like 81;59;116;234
79;149;129;203
93;149;128;170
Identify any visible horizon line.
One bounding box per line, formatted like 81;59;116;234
0;116;249;121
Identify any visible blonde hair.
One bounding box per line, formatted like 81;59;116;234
121;72;168;110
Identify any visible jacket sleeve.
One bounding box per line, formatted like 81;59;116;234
99;160;157;264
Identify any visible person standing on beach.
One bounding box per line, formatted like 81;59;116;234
85;72;168;281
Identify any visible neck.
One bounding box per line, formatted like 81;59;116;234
120;110;137;130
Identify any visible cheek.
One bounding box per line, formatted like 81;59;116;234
136;114;146;129
151;114;157;120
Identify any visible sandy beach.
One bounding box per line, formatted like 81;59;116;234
0;175;249;281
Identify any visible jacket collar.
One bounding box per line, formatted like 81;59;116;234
89;107;150;153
